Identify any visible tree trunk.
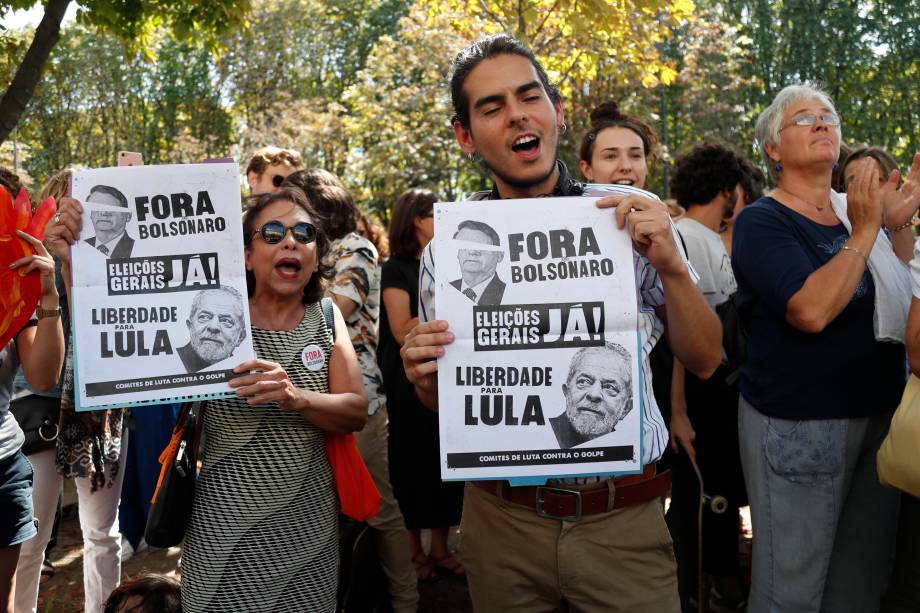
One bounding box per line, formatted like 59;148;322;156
0;0;72;146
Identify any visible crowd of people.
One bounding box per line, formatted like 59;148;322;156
1;31;919;613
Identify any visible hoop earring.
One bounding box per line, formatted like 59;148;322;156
468;152;475;163
561;122;567;134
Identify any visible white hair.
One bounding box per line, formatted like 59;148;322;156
755;83;841;176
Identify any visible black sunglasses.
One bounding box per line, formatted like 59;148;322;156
271;174;286;188
252;221;317;244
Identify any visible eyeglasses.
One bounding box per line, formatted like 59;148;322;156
271;174;286;188
779;113;840;132
252;221;317;244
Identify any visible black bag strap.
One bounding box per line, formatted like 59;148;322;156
321;297;336;342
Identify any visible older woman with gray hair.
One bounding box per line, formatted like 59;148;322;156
732;83;920;612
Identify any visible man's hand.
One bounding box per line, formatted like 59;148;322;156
400;319;454;411
596;193;684;276
669;412;697;460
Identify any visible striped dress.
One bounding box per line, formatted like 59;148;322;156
181;302;338;612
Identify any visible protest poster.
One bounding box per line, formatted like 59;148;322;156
70;163;255;411
435;196;642;482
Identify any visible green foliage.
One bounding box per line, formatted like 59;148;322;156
219;0;409;169
70;0;250;55
718;0;920;168
2;0;919;212
343;6;484;216
14;25;234;182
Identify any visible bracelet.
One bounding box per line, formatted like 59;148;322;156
35;305;61;319
886;218;914;232
840;244;868;263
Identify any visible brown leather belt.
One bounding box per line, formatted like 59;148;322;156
472;465;671;521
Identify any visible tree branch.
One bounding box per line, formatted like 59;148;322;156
532;0;560;39
0;0;72;145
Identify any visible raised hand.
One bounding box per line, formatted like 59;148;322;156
10;230;57;299
845;157;884;237
43;196;83;264
881;152;920;231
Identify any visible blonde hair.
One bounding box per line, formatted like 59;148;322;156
40;169;73;202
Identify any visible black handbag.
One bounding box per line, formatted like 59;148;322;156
144;401;203;548
9;394;60;455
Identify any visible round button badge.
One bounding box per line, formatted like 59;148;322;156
301;344;326;371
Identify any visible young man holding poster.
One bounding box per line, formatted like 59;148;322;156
402;35;722;611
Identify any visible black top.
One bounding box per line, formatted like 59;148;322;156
732;197;905;419
470;160;585;201
378;254;420;379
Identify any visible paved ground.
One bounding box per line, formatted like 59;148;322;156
35;504;750;612
36;508;472;613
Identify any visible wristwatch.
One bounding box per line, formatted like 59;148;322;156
35;305;61;319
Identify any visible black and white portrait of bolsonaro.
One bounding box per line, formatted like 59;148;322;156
450;219;506;306
83;184;135;258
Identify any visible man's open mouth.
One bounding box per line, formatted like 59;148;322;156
511;134;540;153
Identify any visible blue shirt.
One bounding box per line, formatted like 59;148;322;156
732;197;904;419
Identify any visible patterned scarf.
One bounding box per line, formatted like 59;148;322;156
55;341;125;492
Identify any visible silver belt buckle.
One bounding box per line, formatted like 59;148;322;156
535;486;582;521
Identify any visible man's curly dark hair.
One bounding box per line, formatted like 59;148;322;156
670;143;744;208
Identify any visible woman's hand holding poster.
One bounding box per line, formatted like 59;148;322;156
70;163;255;411
435;197;642;481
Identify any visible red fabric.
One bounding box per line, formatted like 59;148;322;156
0;187;55;350
326;432;381;521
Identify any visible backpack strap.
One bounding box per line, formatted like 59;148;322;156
321;297;336;342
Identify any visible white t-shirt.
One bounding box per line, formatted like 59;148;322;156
676;217;736;307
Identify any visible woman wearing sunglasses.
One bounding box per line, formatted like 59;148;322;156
181;187;368;613
732;83;920;612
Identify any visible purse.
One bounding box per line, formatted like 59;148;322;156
326;431;381;521
9;393;60;455
145;401;203;548
319;297;381;521
877;374;920;497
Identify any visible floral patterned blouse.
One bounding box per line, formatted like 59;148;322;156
328;232;385;415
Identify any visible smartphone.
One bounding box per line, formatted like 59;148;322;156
118;151;144;167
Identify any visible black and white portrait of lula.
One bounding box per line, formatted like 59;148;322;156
550;342;634;449
177;285;248;373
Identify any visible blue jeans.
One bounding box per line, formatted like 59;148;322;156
738;396;898;613
0;449;36;547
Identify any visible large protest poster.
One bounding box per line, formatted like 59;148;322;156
70;163;255;411
435;196;642;481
